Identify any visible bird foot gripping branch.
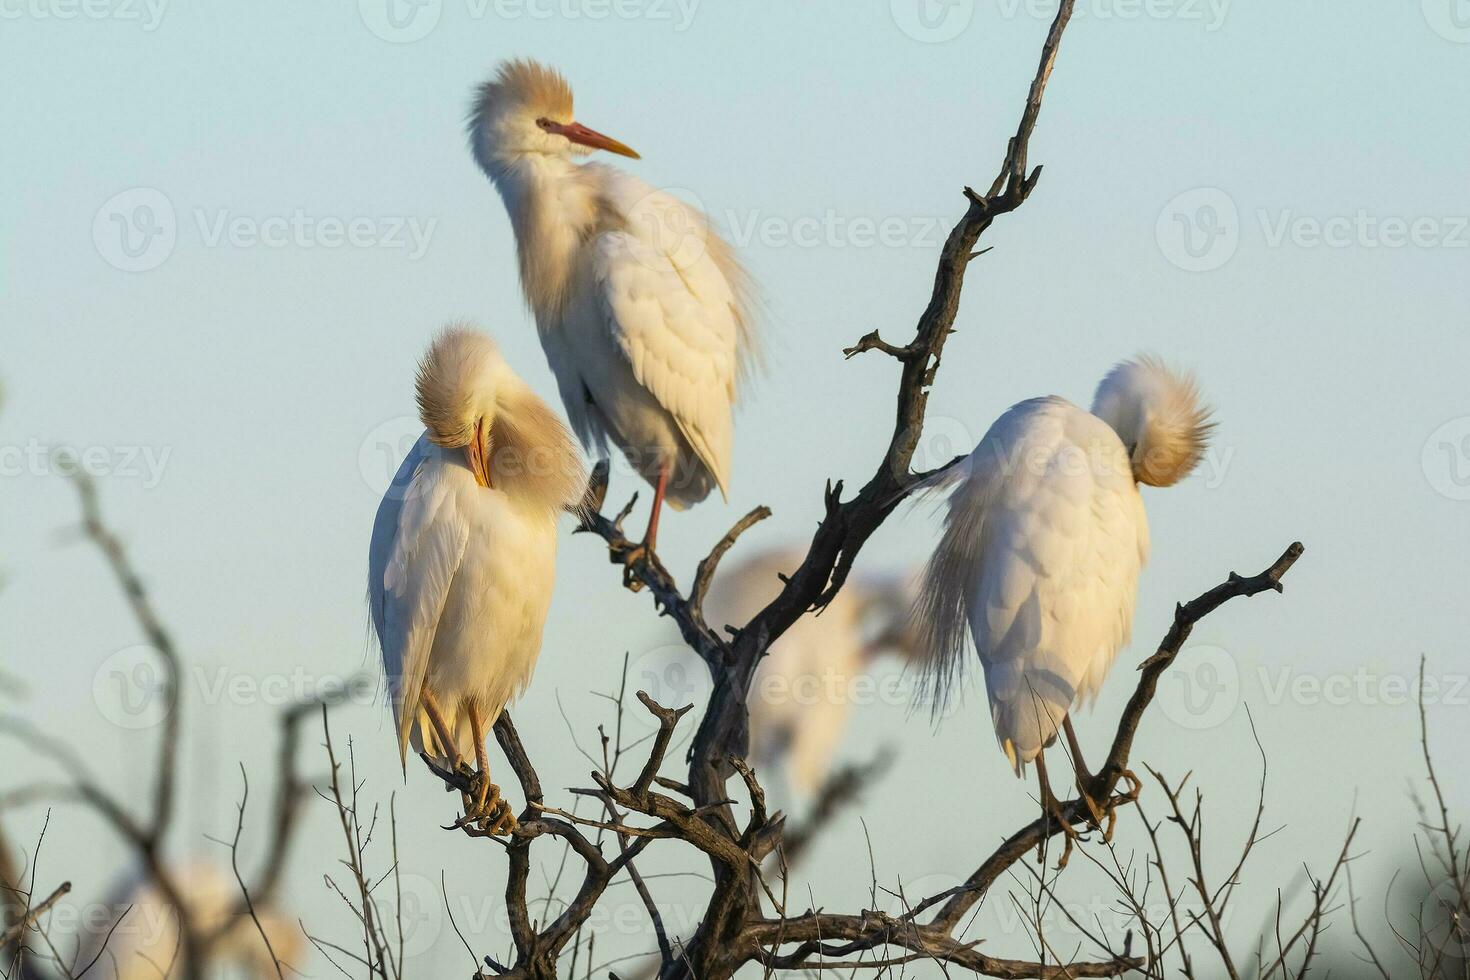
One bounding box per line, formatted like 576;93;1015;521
575;460;773;629
574;461;665;593
420;755;521;838
350;9;1315;976
1100;768;1144;838
1043;769;1144;869
618;543;654;592
460;766;519;837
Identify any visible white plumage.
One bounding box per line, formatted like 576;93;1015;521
913;357;1212;786
705;549;918;799
468;59;756;547
78;862;300;980
369;326;584;810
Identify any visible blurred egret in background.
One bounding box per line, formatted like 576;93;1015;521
705;548;918;801
79;862;300;980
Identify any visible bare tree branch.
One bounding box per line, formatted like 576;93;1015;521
927;542;1304;935
221;767;285;980
0;883;70;953
7;10;1381;980
68;471;183;845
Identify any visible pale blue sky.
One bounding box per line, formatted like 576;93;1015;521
3;1;1470;974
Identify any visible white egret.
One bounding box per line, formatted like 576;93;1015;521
79;862;301;980
911;356;1212;849
705;549;919;800
369;325;585;832
468;59;757;558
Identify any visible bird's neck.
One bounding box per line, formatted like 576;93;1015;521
490;154;606;324
487;390;584;517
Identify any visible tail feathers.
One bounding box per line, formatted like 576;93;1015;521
395;695;487;771
1002;738;1021;777
908;459;989;714
994;677;1072;776
394;686;418;770
883;450;972;512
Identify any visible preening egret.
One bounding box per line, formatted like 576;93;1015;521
911;356;1212;853
468;59;757;558
704;548;919;800
370;325;585;833
79;862;301;980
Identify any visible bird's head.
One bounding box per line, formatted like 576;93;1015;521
469;59;640;175
1090;355;1214;487
415;324;586;511
851;574;923;664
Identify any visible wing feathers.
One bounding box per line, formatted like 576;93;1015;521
911;397;1147;771
372;452;472;764
580;173;753;497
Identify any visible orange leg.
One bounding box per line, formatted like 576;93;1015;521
1063;716;1140;840
468;705;516;835
624;463;670;590
469;705;492;812
420;690;461;768
1035;749;1082;869
644;462;670;552
1062;716;1109;832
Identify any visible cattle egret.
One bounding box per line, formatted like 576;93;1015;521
79;862;301;980
912;356;1212;855
468;59;757;560
370;325;585;833
705;548;918;800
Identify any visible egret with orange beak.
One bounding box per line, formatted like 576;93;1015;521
468;59;758;565
369;325;585;833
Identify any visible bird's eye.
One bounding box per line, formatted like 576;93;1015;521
535;118;553;130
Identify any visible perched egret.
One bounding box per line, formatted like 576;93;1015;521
911;356;1212;849
468;59;757;557
370;325;585;833
79;862;301;980
705;548;919;800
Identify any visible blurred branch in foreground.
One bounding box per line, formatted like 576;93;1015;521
0;469;355;980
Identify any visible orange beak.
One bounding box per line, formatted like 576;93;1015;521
550;120;640;159
465;418;493;489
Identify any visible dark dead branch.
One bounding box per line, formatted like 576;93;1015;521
68;469;182;845
927;542;1304;935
